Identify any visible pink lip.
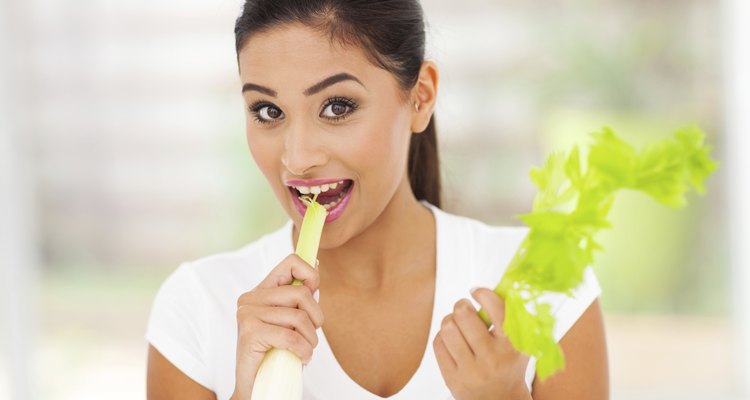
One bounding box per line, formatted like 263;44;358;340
289;181;354;224
286;178;349;186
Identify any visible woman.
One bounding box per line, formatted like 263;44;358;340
146;1;609;399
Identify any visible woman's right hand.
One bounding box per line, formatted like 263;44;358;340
231;254;324;400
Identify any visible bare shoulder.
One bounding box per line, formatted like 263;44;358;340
531;298;609;400
147;345;217;400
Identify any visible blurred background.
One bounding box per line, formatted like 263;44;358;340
1;0;748;399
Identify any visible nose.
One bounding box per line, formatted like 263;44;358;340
281;122;328;176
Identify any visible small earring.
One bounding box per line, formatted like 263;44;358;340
414;102;420;112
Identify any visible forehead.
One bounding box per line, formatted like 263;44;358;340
238;23;391;93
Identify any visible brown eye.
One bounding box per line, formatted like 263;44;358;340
250;103;285;124
320;97;358;121
331;103;347;116
267;107;281;119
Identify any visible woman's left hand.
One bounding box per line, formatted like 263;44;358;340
433;287;532;400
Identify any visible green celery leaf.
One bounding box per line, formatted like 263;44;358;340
485;125;718;382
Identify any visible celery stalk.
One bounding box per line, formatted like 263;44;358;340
251;194;328;400
293;194;327;283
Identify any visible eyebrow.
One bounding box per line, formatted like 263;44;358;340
241;72;365;97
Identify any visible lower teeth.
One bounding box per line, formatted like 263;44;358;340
322;191;347;210
323;199;341;210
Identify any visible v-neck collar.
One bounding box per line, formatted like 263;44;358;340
282;201;453;399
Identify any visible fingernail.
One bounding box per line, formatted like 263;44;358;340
470;286;479;294
313;289;320;302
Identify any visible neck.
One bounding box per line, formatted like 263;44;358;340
315;178;435;291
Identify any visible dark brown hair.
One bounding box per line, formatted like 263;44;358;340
234;0;441;208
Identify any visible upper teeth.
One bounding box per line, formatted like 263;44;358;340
294;180;344;195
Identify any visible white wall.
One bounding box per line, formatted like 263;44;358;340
723;0;750;396
1;2;38;399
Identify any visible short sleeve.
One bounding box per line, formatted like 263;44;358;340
524;266;602;389
548;266;602;340
146;262;214;390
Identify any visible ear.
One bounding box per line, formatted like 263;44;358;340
410;60;439;134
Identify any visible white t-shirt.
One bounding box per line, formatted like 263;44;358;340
146;201;601;399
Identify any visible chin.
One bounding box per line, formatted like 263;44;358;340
316;227;348;251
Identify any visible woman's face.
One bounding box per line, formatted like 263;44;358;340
238;23;417;248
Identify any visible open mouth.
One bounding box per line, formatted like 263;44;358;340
288;179;354;222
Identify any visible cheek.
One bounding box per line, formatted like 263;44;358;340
351;117;411;185
247;132;280;185
346;128;396;173
373;113;411;165
246;132;262;163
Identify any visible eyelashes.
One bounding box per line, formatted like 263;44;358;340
320;96;359;121
249;101;283;124
248;96;360;126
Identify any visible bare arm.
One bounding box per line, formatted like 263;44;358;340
531;298;609;400
147;344;216;400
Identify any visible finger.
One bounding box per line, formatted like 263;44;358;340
246;285;324;328
433;333;457;377
275;286;325;328
471;288;507;338
246;305;319;349
258;254;320;294
438;314;474;366
452;298;494;355
253;323;314;364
